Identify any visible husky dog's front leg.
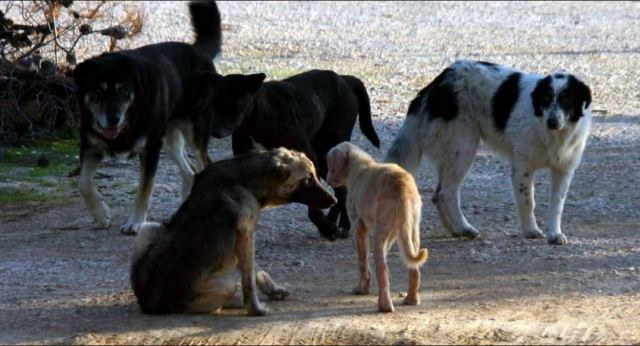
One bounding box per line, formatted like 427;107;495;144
79;151;110;228
546;168;573;245
236;226;268;316
120;143;160;235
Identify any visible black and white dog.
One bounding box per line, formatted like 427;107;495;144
386;60;592;245
73;1;222;234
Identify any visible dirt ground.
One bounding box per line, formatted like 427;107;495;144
1;1;640;345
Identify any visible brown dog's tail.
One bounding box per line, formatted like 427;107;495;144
341;75;380;148
397;199;428;269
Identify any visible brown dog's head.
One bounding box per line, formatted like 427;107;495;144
266;148;337;209
326;142;356;187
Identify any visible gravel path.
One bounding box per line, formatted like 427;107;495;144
1;1;639;344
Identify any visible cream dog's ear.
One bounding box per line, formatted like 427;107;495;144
249;137;268;153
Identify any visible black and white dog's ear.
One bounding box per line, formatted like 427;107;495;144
530;76;553;117
569;75;592;119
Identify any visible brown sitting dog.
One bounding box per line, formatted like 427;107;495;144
131;147;336;316
327;142;428;313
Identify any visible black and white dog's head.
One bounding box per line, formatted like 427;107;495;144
531;73;592;131
196;72;266;138
73;54;142;140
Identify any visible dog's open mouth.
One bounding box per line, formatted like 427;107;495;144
102;126;120;139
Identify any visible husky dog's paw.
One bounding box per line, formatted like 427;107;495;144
523;228;546;239
547;233;568;245
90;202;111;229
337;226;350;239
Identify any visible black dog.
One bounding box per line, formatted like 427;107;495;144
131;148;337;316
199;69;381;240
73;1;222;234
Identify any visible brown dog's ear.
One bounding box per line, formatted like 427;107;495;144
268;158;291;182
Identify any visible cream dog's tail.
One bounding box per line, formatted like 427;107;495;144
397;200;428;268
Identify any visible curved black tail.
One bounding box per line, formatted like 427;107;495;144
189;1;222;58
341;75;380;148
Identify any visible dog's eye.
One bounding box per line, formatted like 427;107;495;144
558;94;569;104
88;90;102;102
116;86;130;98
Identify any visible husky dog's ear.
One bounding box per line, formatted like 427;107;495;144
72;59;97;91
567;75;592;122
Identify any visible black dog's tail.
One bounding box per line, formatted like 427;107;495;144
189;1;222;58
341;75;380;148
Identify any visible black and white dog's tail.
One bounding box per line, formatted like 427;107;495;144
385;90;427;172
341;75;380;148
189;0;222;59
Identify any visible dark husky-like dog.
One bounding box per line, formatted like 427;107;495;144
73;1;221;234
198;69;381;240
131;148;337;316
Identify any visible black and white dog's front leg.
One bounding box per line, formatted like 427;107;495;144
545;168;574;245
79;151;110;228
510;163;545;239
120;143;161;235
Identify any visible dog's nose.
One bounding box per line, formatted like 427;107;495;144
107;115;120;126
546;118;559;129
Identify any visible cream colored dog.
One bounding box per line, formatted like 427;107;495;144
326;142;428;313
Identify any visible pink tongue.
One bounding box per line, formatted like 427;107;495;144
102;126;119;139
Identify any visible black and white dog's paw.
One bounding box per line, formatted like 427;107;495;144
119;221;144;235
547;233;568;245
523;228;546;239
452;226;480;240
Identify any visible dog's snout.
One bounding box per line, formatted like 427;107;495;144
546;118;560;130
107;114;121;126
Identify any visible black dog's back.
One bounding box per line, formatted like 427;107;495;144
222;69;380;240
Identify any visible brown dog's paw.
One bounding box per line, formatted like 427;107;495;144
403;295;420;306
352;286;370;295
248;302;270;316
378;303;395;313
